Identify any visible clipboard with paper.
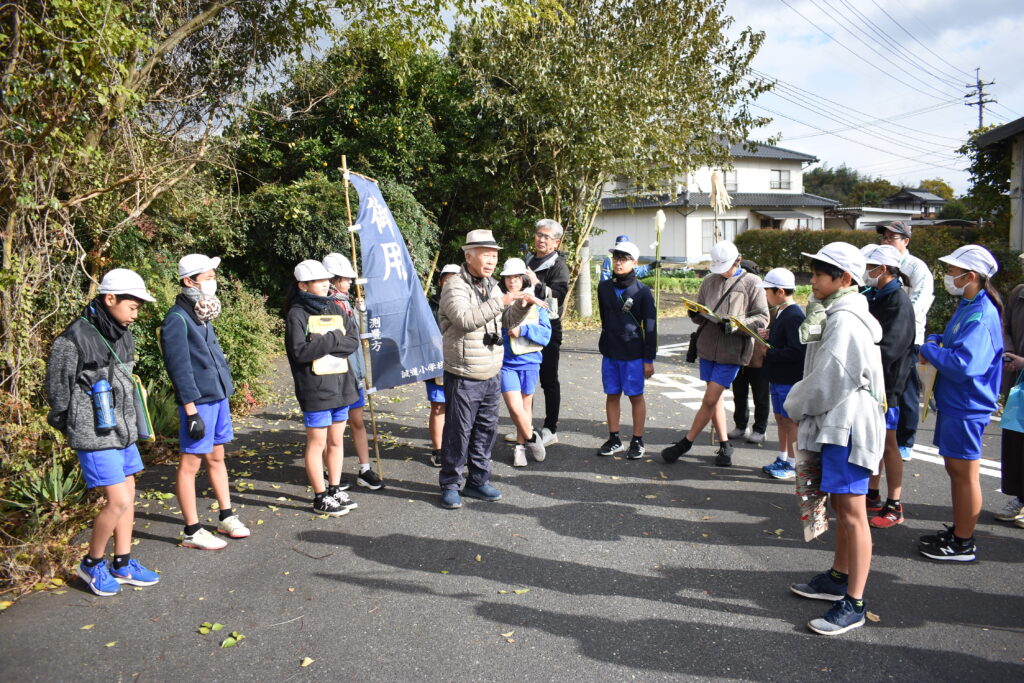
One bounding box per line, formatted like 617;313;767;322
728;316;772;348
308;315;349;375
681;298;723;324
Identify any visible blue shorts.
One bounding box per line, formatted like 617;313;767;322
179;398;233;454
76;444;144;489
425;378;445;404
501;366;539;395
934;411;989;460
699;359;741;388
820;440;872;495
769;383;793;418
885;406;900;431
602;357;645;396
304;389;365;428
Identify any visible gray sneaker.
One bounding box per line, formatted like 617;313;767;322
540;427;558;446
728;427;747;440
746;431;766;444
524;433;547;462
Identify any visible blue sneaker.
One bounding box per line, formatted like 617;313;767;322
790;571;847;602
807;597;866;636
762;456;786;474
77;559;121;597
110;559;160;587
769;460;796;480
462;482;502;501
440;489;463;509
899;446;912;461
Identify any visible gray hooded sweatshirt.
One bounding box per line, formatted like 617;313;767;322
784;292;886;474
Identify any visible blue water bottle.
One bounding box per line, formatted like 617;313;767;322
90;379;117;431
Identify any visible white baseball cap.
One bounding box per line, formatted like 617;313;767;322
709;241;740;274
863;244;902;268
99;268;156;302
440;264;461;276
760;267;796;290
802;242;867;286
322;252;358;278
500;257;528;277
939;244;999;278
178;253;221;279
294;259;334;282
609;241;640;261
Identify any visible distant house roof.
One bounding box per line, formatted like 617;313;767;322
976;116;1024;147
728;141;818;163
884;188;947;204
830;207;917;214
601;192;838;211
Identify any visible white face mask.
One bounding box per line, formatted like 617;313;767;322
863;267;880;289
199;279;218;297
943;272;967;297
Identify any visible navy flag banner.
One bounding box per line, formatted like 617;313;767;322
349;174;443;390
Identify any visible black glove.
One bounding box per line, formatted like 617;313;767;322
719;319;735;335
650;259;663;270
186;411;206;440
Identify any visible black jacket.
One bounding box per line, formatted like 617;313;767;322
527;250;569;339
865;282;916;404
597;278;657;361
285;297;361;412
764;304;806;385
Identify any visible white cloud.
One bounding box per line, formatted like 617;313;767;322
725;0;1024;194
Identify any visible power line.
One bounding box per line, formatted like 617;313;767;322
964;68;997;129
779;0;961;103
782;102;961;142
872;0;976;80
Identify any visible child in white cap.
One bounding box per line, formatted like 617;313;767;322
46;269;161;595
424;264;462;467
918;244;1004;562
784;242;886;636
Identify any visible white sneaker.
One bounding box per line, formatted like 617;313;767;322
217;515;250;539
728;428;747;440
746;431;766;444
504;432;518;443
182;527;228;550
541;428;558;446
513;445;527;467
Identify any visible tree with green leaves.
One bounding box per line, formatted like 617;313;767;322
454;0;770;298
918;178;955;201
803;164;864;204
846;178;901;208
958;127;1012;226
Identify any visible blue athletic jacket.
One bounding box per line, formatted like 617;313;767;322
919;289;1003;418
161;298;234;406
502;305;551;369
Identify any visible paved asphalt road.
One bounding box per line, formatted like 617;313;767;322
2;316;1022;682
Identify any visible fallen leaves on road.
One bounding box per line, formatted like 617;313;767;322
300;657;315;668
866;611;880;623
220;631;246;648
80;624;94;630
105;642;117;648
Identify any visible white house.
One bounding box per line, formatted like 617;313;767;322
592;141;838;262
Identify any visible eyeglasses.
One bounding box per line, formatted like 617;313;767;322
881;232;907;242
611;253;633;262
534;232;558;242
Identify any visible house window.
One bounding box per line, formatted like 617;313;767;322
702;219;748;253
720;169;737;192
770;169;791;190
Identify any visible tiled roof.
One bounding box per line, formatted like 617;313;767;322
601;192;839;211
728;141;818;163
976;116;1024;147
886;189;946;203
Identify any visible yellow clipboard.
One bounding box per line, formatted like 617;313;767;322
682;298;722;324
308;315;349;375
918;362;938;421
729;316;772;348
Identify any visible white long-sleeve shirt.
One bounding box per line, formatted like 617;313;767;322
900;249;934;346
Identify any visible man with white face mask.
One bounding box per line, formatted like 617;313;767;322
162;254;247;550
876;221;934;461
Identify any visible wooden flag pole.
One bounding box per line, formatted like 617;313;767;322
341;155;384;478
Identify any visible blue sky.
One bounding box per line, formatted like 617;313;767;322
725;0;1023;194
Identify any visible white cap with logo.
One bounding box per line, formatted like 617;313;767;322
322;252;358;278
760;267;796;290
709;241;740;274
99;268;156;302
178;254;221;280
801;242;868;286
609;241;640;261
294;259;334;282
939;245;999;278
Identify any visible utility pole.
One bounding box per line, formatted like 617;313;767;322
964;67;996;130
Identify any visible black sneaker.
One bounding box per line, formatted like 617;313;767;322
313;494;349;517
918;523;955;548
661;437;692;463
626;440;645;460
429;450;442;468
919;528;976;562
714;441;734;467
598;437;624;456
357;468;385;490
329;488;358;510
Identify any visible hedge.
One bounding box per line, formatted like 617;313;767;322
734;226;1022;334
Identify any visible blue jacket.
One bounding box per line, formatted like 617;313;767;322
597;278;657;361
161;299;234;406
502;305;551;369
600;258;652;281
920;289;1003;418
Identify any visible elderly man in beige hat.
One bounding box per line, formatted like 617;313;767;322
437;230;546;509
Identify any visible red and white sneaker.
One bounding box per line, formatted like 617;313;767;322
870;503;904;529
217;515;251;539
